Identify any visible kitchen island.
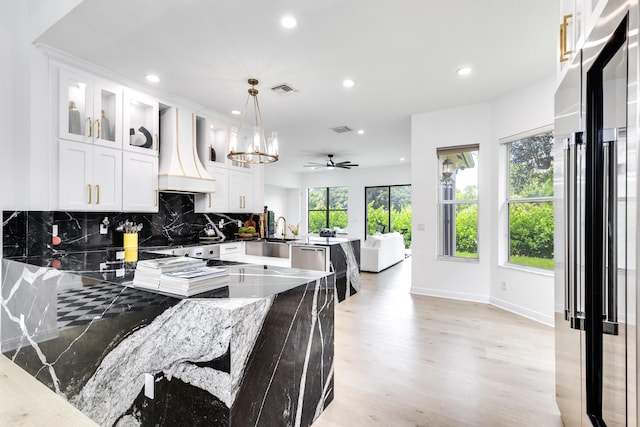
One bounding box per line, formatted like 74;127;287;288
1;252;334;427
254;236;361;302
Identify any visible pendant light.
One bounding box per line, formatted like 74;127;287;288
227;78;279;164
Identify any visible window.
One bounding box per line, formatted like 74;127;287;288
365;185;412;248
506;130;554;270
437;145;479;259
308;186;348;233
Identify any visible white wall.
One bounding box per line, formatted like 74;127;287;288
411;103;493;303
489;77;555;325
410;76;556;325
1;2;31;211
264;184;303;234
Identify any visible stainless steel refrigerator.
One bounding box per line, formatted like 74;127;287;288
555;0;638;425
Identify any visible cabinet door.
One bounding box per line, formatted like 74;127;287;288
123;152;159;212
229;169;252;212
59;68;122;148
59;69;93;144
93;80;122;149
123;90;159;155
194;165;228;213
92;146;122;211
59;140;92;210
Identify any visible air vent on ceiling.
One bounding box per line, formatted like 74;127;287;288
331;126;353;134
271;83;298;95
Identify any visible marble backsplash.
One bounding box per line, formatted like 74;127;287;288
3;193;262;258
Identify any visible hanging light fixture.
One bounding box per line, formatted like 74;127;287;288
227;78;279;164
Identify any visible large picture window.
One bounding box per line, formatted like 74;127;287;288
365;185;412;248
308;186;348;233
506;130;554;270
437;145;479;259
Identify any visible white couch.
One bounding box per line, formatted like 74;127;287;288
360;232;405;272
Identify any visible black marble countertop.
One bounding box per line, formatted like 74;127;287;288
4;248;330;300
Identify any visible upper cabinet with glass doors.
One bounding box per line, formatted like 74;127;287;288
59;68;122;148
123;90;159;155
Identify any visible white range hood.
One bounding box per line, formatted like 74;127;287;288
158;106;215;194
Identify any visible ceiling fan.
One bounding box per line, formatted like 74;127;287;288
303;154;359;170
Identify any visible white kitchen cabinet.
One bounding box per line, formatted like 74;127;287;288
196;117;229;168
228;169;254;212
194;165;228;213
123;90;159;155
219;242;244;261
59;140;122;211
122;152;159;212
59;68;123;149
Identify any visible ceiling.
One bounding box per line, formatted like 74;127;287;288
36;0;557;174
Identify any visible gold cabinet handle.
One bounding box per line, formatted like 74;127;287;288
96;184;100;204
88;117;93;137
96;119;101;139
155;190;159;206
155;134;159;151
88;184;92;204
209;193;212;208
559;14;573;63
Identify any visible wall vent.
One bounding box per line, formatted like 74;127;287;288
331;126;353;133
271;83;298;95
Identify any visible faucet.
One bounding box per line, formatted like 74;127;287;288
276;216;287;239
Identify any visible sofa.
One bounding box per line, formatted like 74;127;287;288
360;232;405;272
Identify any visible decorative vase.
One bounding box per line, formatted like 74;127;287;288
210;146;216;162
68;101;82;135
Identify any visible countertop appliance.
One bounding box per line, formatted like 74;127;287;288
318;228;336;238
554;1;638;425
290;245;328;272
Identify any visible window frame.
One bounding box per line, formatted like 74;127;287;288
436;145;480;261
502;125;554;272
364;184;412;247
307;186;349;233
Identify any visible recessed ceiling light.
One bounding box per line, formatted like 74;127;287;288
456;67;472;76
357;129;364;135
145;74;160;83
281;15;297;29
231;110;241;115
400;157;405;161
342;79;356;88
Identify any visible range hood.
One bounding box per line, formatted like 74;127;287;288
158;106;215;194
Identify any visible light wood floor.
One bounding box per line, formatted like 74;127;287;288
314;257;563;427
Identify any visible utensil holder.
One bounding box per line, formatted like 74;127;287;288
123;233;138;262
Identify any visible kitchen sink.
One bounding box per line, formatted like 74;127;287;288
245;241;290;259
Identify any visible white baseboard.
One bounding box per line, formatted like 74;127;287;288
489;296;554;327
410;287;490;304
410;287;554;327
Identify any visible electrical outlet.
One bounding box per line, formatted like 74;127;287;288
99;224;108;235
52;225;58;236
144;373;155;399
501;281;508;291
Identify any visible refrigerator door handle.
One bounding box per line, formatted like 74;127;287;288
565;131;585;330
602;128;619;336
